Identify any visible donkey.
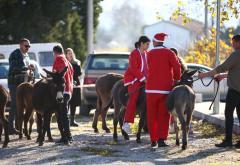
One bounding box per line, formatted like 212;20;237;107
16;69;38;140
0;85;10;148
92;73;123;133
167;70;197;150
18;67;67;146
111;79;146;143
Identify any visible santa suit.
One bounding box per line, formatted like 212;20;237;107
52;54;74;96
146;46;181;142
124;48;148;123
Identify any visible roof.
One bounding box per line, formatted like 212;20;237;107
144;17;204;35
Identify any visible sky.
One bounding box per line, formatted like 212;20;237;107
98;0;239;30
96;0;239;50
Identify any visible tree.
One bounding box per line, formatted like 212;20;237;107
0;0;103;61
184;28;232;67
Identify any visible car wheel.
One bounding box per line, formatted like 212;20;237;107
80;104;91;116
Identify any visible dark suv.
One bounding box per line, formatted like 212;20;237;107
80;52;129;115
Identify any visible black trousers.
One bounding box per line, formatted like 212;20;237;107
57;94;71;140
224;88;240;142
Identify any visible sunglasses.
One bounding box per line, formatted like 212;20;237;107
24;45;30;48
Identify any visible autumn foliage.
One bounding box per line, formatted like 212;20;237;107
184;28;232;68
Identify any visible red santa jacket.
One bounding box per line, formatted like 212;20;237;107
146;46;181;94
52;54;74;95
124;49;147;86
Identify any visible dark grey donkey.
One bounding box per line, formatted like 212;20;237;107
111;79;146;143
167;70;198;150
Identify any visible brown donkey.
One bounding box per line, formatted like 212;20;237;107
16;82;35;140
0;85;10;148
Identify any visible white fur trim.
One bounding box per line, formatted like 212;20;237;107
139;77;146;82
124;78;137;86
145;89;171;94
153;38;165;42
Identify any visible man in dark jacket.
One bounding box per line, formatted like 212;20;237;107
199;34;240;148
8;38;34;134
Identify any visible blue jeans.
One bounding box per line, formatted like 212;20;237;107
8;84;17;129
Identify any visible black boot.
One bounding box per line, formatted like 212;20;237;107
215;140;232;148
70;115;79;127
158;139;169;147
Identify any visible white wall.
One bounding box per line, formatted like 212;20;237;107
143;22;192;54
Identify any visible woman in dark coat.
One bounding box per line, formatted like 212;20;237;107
66;48;82;127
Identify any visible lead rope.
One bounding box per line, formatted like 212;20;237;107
193;76;220;110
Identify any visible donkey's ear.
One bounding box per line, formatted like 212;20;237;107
43;68;53;76
60;66;68;76
188;69;198;77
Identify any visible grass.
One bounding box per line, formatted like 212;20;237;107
81;146;119;157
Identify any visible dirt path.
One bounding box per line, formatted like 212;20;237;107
1;116;240;165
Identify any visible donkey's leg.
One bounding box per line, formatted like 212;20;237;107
0;121;2;142
113;101;120;141
29;113;34;137
17;108;24;140
92;98;101;133
2;117;10;148
36;112;43;143
136;107;146;143
173;116;180;146
177;110;187;150
119;107;129;140
46;113;53;142
23;108;33;140
101;106;110;133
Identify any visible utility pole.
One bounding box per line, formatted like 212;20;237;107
204;0;209;37
213;0;221;114
87;0;94;54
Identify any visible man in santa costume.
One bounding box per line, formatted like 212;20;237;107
146;33;181;148
122;36;150;134
52;45;74;145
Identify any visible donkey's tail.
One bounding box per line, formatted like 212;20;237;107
166;94;174;111
103;97;113;111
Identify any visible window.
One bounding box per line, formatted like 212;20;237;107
0;62;9;79
28;52;37;61
89;54;129;70
38;51;54;67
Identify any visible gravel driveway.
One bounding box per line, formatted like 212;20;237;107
1;115;240;165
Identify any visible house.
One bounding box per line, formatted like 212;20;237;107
143;17;205;56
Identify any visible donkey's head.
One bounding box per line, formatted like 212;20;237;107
43;67;68;103
177;69;198;88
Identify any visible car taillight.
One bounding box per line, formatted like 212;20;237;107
84;77;97;84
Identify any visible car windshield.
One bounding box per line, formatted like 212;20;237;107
38;51;54;67
0;62;9;79
88;54;129;70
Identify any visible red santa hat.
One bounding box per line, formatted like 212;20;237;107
153;33;168;42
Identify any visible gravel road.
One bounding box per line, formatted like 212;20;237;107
1;115;240;165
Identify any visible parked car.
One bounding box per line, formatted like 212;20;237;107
80;52;129;115
187;63;228;101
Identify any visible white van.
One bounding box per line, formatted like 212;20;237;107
0;42;60;71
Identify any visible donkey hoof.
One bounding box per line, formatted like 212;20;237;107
48;137;54;142
136;138;141;143
2;143;8;148
182;145;187;150
113;134;118;142
105;128;111;133
94;129;99;133
176;140;180;146
19;134;23;139
39;142;44;146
